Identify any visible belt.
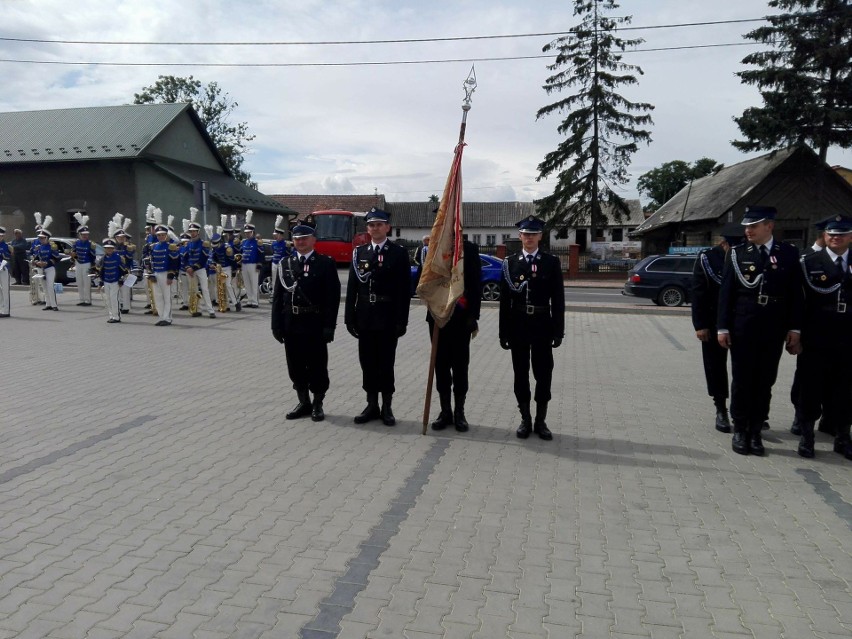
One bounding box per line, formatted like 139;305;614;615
360;293;392;303
512;303;550;315
289;305;320;315
816;303;848;313
740;295;785;306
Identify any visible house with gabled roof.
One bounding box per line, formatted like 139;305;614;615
0;103;294;240
631;146;852;255
269;194;386;218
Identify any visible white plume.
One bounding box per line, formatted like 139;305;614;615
153;208;163;225
145;203;155;219
107;221;118;238
275;215;284;229
220;214;227;228
34;212;43;227
216;225;223;234
189;207;198;223
42;215;53;231
182;218;189;233
230;215;237;229
204;224;214;240
112;212;123;227
168;229;179;242
73;212;83;226
245;209;253;226
167;214;174;229
123;217;132;232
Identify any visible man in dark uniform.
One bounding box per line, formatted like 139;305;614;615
717;205;803;456
499;215;565;440
795;215;852;460
422;239;482;432
345;208;411;426
691;224;743;433
272;219;341;422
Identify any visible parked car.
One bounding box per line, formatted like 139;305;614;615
26;237;104;285
410;253;505;301
622;254;697;307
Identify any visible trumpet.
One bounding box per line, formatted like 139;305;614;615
215;264;228;313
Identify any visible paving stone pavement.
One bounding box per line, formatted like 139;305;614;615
1;288;850;639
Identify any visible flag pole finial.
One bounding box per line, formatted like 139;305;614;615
462;65;477;112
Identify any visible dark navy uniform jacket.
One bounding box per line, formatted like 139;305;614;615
33;241;61;267
345;240;411;332
717;240;803;337
800;249;852;350
183;238;210;272
73;239;96;264
499;250;565;342
271;251;341;336
240;237;263;265
151;241;180;274
692;245;725;331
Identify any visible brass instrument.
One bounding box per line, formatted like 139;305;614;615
29;257;45;305
215;264;228;313
188;270;202;315
142;257;157;315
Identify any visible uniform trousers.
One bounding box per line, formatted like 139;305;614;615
43;266;58;308
427;312;473;399
177;273;187;306
153;272;173;322
510;335;554;404
218;266;238;309
188;270;215;314
242;264;260;305
701;335;729;400
103;281;121;321
284;331;330;395
729;331;785;426
230;268;243;304
75;262;92;303
797;348;851;437
0;268;9;314
358;331;399;394
119;279;132;310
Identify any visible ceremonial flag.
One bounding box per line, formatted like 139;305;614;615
415;141;466;328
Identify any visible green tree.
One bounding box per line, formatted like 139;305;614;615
733;0;852;161
535;0;654;238
637;158;722;212
134;75;257;186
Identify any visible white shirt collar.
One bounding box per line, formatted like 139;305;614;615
297;250;314;260
825;246;848;266
522;249;539;260
756;238;774;253
372;239;387;251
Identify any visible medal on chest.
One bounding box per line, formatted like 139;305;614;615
532;263;538;278
770;255;778;269
378;253;384;267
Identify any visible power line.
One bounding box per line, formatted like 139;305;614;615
0;42;761;69
0;18;766;47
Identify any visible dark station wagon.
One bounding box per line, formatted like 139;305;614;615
622;254;698;307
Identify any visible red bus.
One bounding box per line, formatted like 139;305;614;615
312;210;370;264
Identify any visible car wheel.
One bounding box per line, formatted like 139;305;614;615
658;286;685;307
482;281;500;301
259;275;272;297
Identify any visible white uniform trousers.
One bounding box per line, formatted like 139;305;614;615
177;272;187;306
242;263;260;306
153;272;173;323
75;261;92;303
218;266;237;310
119;280;132;311
103;281;121;321
230;268;243;305
43;266;58;308
189;269;215;314
0;268;10;315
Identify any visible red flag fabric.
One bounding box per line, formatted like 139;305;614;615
416;142;466;328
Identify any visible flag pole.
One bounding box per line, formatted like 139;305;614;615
422;66;477;435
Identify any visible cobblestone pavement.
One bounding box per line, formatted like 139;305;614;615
1;289;850;638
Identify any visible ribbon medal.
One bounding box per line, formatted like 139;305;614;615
532;263;538;278
770;255;778;269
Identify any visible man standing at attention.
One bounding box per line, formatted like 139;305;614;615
345;208;411;426
717;205;803;456
499;215;565;441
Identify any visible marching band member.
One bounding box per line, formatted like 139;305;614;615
0;227;11;317
223;215;242;308
29;213;46;305
240;210;263;308
97;228;128;324
184;210;216;319
72;213;97;306
211;217;239;312
33;217;60;311
271;215;290;304
150;224;180;326
113;216;136;314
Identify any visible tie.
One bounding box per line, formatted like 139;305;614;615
759;245;768;267
836;255;844;274
526;254;534;265
299;255;306;265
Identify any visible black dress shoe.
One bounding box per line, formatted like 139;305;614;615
121;309;129;314
732;432;750;455
834;440;852;460
797;439;815;458
715;409;732;433
76;302;88;306
107;318;119;324
516;419;532;439
750;432;765;456
354;404;380;424
311;401;325;422
42;306;54;311
180;305;189;311
0;314;9;318
431;410;453;431
191;312;202;317
286;402;312;420
534;420;553;440
454;408;469;432
381;403;396;426
790;418;802;436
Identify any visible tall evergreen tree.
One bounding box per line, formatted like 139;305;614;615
134;75;257;187
535;0;653;239
733;0;852;161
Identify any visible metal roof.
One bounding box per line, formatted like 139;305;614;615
0;103;191;164
152;161;296;214
269;194;386;217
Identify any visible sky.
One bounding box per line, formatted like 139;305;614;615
1;0;849;208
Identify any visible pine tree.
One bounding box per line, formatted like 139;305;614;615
535;0;653;239
733;0;852;161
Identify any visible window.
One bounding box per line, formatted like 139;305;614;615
611;228;624;242
645;257;680;272
502;234;511;243
471;234;481;245
395;227;401;237
486;234;496;246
